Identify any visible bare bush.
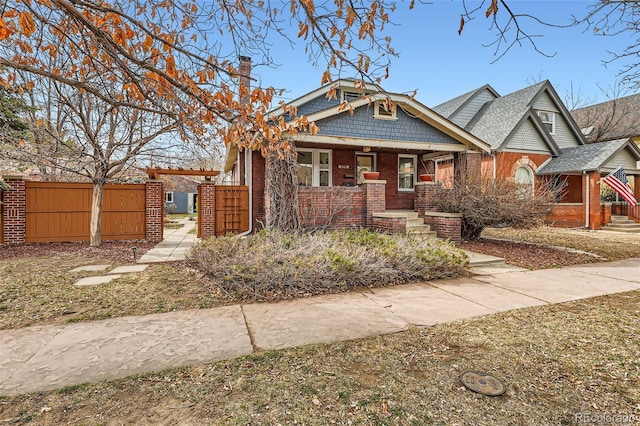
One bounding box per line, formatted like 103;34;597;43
433;173;559;241
186;229;468;302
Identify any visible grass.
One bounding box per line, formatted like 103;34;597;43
2;290;638;424
0;257;222;330
482;226;640;261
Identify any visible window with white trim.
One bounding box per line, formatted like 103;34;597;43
296;149;332;187
537;110;555;134
398;155;417;191
165;192;174;203
374;101;396;120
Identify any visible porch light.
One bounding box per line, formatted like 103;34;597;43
363;146;371;153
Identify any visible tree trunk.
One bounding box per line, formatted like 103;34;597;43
90;181;105;247
265;150;300;231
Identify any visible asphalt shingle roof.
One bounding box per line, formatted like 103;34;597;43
536;138;631;175
432;86;487;118
571;93;640;142
463;82;547;149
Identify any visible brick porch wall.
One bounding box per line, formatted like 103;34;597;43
145;180;164;242
421;212;462;243
298;186;364;230
363;180;386;228
414;182;438;215
372;216;406;233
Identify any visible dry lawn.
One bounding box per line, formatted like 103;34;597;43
482;226;640;261
2;290;638;425
0;256;224;330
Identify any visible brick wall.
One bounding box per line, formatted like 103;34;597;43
415;182;438;214
332;148;357;187
545;204;585;228
2;177;26;244
198;183;216;238
372;216;406;233
145;180;164;242
587;171;602;230
252;153;266;230
601;203;612;227
378;152;419;210
363;180;386;228
421;213;462;243
298;186;364;230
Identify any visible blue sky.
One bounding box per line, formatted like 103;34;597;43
252;1;636;109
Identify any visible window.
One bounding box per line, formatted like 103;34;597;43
398;155;417;191
296;149;332;187
537;110;555;134
374;101;396;120
515;165;534;199
356;153;377;184
165;192;174;203
342;89;365;102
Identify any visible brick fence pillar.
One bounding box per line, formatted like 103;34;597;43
588;171;602;230
2;176;26;245
362;179;386;229
415;181;438;215
145;180;164;242
199;182;216;238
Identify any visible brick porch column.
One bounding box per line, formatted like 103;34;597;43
2;176;26;244
199;182;216;238
453;151;481;182
588;171;602;230
415;181;438;215
145;180;164;242
362;179;386;229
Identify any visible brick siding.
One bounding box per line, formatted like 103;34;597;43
414;182;438;215
372;216;406;233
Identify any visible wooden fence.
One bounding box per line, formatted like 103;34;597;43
25;182;145;243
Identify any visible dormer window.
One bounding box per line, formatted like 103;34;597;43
537;110;555;134
374;101;396;120
342;89;368;102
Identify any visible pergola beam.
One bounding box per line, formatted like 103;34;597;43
146;168;220;179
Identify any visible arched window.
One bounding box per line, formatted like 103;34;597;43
515;165;534;198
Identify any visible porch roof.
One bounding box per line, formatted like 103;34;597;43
536;138;640;175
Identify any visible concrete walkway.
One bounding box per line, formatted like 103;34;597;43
1;257;639;396
137;218;198;263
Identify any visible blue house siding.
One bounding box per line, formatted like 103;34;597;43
168;192;189;214
315;105;462;145
296;95;341;117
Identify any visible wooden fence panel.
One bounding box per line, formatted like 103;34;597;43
25;182;145;243
214;186;249;236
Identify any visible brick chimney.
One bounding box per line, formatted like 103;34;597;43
239;56;251;105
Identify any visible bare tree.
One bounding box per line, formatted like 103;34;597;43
3;74;184;246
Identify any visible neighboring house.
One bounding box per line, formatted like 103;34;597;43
433;80;640;228
571;93;640;145
162;175;200;214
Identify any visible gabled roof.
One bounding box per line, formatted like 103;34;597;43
571;93;640;142
536;138;640;175
432;84;499;119
461;80;585;152
274;81;491;153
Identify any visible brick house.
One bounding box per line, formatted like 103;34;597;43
229;79;491;240
229;79;640;239
433;80;640;229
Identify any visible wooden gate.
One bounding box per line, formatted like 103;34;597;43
25;182;145;242
212;186;249;237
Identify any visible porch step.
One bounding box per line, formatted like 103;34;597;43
376;210;438;238
602;215;640;233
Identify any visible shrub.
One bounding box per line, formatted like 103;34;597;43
432;173;559;241
186;229;468;302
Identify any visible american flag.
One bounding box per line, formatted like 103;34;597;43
603;166;638;206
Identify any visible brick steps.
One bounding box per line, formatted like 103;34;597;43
373;210;437;238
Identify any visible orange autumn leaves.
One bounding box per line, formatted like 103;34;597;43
0;11;35;39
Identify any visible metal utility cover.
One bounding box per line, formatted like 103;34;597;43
460;371;506;396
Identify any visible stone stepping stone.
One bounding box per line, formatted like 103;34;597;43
69;264;112;273
108;264;149;274
74;275;122;287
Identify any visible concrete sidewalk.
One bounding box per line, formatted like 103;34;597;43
1;257;639;396
137;218;198;263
